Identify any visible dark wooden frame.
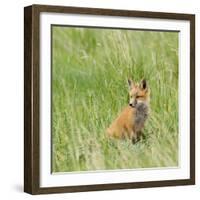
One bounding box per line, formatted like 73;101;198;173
24;4;195;195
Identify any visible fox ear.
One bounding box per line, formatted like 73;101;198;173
127;78;134;89
140;79;147;90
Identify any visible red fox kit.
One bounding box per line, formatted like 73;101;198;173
106;79;150;143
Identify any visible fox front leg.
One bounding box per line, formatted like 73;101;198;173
130;131;138;144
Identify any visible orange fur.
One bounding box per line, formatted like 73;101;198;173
106;79;150;142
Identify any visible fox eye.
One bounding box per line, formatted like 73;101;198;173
130;95;133;98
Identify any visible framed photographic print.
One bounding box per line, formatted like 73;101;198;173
24;4;195;194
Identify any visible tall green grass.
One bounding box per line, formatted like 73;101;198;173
52;26;178;172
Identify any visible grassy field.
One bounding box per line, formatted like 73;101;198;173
52;26;179;172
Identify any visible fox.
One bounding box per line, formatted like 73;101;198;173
106;78;150;143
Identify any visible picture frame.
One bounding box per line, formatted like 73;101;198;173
24;4;195;195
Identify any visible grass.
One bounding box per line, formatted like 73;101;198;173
52;26;179;172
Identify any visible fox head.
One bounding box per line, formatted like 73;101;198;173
127;78;150;107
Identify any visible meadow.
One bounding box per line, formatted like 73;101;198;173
52;26;179;172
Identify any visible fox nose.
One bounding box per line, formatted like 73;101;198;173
129;100;137;107
130;100;137;107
